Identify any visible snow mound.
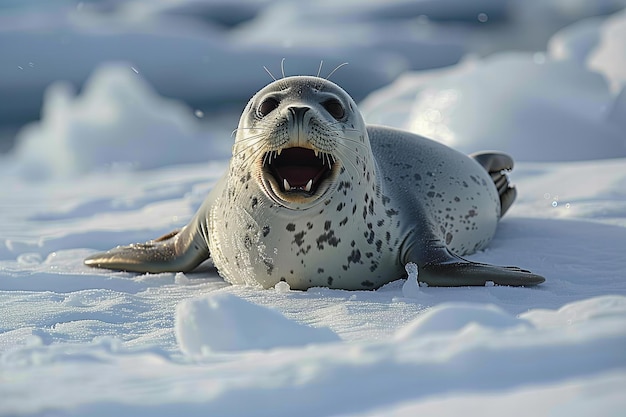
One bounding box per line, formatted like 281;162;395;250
361;52;625;162
521;295;626;328
10;64;229;180
548;16;604;64
588;9;626;94
360;10;626;162
548;9;626;94
175;292;339;355
395;303;529;341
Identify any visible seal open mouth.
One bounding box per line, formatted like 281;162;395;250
264;147;334;195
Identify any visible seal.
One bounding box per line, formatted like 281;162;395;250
84;76;545;290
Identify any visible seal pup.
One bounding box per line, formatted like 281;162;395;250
85;76;545;290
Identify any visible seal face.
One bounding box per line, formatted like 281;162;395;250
239;77;355;210
84;76;545;289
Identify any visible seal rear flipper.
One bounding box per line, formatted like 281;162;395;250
470;151;517;217
84;226;210;273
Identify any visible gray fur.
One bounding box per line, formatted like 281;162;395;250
85;76;545;289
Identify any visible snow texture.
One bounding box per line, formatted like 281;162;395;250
1;1;626;416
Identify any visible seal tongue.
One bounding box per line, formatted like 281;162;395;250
275;166;323;187
268;147;330;192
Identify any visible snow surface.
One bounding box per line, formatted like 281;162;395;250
2;1;626;416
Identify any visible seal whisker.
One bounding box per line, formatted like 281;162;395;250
233;131;270;145
315;61;326;91
325;62;349;81
333;139;362;156
262;151;270;166
235;130;269;139
325;152;332;167
238;146;269;169
331;134;371;150
233;132;262;142
316;60;324;78
333;146;362;178
231;127;269;137
263;66;277;82
232;137;268;162
232;136;266;154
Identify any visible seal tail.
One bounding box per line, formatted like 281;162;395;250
470;152;517;217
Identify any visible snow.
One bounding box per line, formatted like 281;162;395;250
401;262;421;298
2;1;626;416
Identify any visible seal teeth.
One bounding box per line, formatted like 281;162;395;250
277;148;282;156
304;179;313;192
283;179;291;191
314;149;319;157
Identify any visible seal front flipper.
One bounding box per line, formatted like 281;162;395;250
84;224;210;273
404;246;545;287
418;259;546;287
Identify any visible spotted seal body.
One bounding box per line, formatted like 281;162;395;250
85;76;545;289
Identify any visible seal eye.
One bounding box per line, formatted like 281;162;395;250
322;99;345;120
258;97;279;117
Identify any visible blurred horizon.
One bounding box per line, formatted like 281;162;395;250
1;0;625;154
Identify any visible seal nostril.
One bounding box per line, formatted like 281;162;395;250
288;106;310;121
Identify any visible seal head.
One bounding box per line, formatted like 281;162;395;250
237;76;368;210
208;76;386;289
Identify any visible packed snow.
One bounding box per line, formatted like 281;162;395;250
1;1;626;416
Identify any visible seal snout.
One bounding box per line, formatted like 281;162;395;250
288;106;310;121
264;147;334;194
